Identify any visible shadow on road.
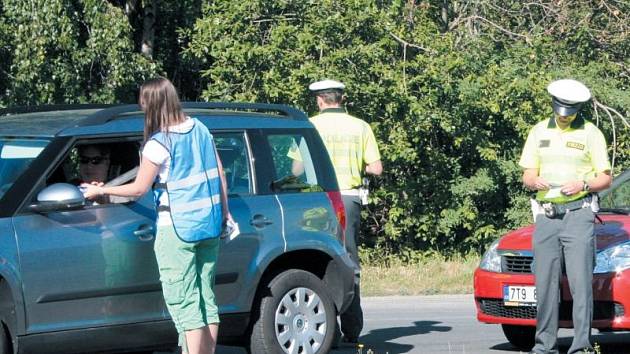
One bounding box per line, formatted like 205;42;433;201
332;320;451;354
490;331;630;354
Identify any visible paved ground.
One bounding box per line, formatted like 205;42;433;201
158;294;630;354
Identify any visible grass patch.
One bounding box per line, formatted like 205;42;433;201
360;252;480;296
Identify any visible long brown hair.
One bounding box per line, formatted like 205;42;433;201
139;77;185;142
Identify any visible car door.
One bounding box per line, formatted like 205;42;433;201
13;139;165;334
260;130;343;250
201;128;284;328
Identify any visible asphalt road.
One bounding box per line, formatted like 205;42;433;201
166;294;630;354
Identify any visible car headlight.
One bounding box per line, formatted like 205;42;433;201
479;239;501;272
594;241;630;274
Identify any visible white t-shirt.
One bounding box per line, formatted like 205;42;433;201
142;117;195;225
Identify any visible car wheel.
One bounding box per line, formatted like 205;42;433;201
250;269;335;354
501;324;535;351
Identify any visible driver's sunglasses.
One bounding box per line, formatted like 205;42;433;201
79;156;109;165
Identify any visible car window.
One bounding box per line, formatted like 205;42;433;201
600;172;630;210
214;132;251;196
267;133;323;193
46;141;141;205
0;138;49;199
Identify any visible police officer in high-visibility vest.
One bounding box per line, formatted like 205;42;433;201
519;79;612;354
293;79;382;344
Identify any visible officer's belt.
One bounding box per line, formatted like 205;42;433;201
539;195;592;215
340;189;360;196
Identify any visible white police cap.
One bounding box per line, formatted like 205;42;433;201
308;79;345;93
547;79;591;116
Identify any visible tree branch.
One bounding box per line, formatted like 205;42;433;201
594;99;630;175
466;15;531;42
388;32;436;54
250;17;297;24
594;100;618;174
594;100;630;129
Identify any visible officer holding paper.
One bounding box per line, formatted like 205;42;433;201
519;79;612;354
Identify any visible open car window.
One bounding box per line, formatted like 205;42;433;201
269;133;323;193
46;140;141;205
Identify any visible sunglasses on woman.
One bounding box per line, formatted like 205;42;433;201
79;156;109;165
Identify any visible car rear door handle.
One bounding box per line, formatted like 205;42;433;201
250;214;273;228
134;225;155;241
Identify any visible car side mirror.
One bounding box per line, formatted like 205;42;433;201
29;183;85;213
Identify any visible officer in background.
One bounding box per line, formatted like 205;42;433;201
293;79;382;344
519;79;611;354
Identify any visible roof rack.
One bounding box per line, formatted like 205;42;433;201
75;101;308;127
0;104;114;116
182;102;308;121
77;104;141;127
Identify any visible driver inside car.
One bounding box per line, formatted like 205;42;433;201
72;144;112;205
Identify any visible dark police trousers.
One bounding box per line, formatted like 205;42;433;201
532;207;595;354
339;194;363;340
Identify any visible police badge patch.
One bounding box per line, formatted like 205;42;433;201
566;141;585;150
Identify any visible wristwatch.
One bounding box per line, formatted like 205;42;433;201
582;180;590;192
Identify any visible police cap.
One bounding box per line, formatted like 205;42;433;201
547;79;591;116
309;79;345;94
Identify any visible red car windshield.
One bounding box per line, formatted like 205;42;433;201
599;170;630;213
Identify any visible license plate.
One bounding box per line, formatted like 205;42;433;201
503;285;536;307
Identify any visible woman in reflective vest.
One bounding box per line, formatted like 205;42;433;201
83;77;232;354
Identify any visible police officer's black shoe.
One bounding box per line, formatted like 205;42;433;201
341;335;359;344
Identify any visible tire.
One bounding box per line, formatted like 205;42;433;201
249;269;336;354
0;323;10;354
501;324;535;351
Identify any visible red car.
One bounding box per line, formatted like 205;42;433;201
474;169;630;351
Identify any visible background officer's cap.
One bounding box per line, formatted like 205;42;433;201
309;79;345;94
547;79;591;116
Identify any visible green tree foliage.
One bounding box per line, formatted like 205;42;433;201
0;0;158;105
1;0;628;256
183;0;629;255
0;3;11;98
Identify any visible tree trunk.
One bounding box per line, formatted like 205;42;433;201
141;0;156;59
125;0;139;17
441;0;449;33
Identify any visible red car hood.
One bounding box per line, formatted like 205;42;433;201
497;214;630;252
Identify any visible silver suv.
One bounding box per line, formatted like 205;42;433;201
0;103;357;354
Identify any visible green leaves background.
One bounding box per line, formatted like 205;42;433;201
1;0;628;257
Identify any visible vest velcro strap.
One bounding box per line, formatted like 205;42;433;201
157;205;171;212
167;168;219;190
169;194;221;214
153;182;167;190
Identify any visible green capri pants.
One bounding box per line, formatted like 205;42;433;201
154;224;220;350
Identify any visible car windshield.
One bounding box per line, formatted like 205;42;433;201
599;170;630;212
0;138;49;199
